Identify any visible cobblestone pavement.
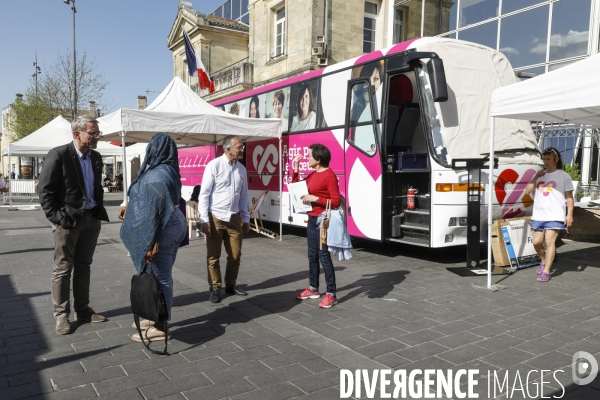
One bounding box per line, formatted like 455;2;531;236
1;194;600;399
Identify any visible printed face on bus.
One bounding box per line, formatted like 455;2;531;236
250;101;258;118
300;88;310;119
370;68;381;92
273;98;283;118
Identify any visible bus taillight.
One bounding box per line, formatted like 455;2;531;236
435;183;485;192
436;183;453;192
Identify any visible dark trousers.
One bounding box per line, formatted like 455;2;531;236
206;213;243;290
51;211;101;318
307;215;336;295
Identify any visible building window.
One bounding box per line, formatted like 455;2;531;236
364;2;378;53
393;8;404;44
549;0;591;62
458;20;498;50
274;6;286;57
499;5;549;68
211;0;249;24
459;0;499;28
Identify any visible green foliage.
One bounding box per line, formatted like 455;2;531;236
564;163;581;182
8;93;55;141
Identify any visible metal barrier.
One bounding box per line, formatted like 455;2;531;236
3;179;39;204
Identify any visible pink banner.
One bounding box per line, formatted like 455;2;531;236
178;146;215;187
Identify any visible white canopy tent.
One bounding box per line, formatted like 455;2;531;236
486;53;600;289
97;77;283;237
1;115;123;208
98;77;281;145
1;115;124;157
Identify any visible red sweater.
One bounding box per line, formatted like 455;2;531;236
292;168;341;216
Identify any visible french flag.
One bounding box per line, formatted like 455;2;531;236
183;29;215;93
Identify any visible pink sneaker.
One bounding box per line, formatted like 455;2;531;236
319;294;338;308
297;288;320;300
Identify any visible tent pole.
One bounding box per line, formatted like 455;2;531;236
487;117;495;289
121;131;128;206
279;137;282;241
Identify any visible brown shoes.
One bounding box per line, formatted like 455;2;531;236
131;326;171;343
74;308;107;323
56;316;72;335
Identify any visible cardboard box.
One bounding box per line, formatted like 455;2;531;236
491;220;510;267
491;216;536;267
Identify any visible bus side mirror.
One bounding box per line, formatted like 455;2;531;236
427;58;448;102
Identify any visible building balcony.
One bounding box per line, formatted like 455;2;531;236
194;58;253;101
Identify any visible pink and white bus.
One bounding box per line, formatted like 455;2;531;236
183;37;541;248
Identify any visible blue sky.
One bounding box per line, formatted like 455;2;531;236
0;0;226;129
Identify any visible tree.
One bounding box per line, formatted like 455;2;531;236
37;49;112;120
7;92;54;141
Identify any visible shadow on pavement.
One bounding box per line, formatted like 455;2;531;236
0;275;117;399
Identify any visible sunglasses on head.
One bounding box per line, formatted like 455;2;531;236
542;148;559;157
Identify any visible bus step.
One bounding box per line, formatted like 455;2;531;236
389;237;429;247
400;224;430;232
404;210;429;225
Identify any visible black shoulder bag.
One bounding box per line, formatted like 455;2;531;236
130;250;170;355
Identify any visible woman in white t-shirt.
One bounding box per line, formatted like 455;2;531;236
524;147;574;282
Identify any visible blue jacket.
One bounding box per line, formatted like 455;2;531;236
318;209;352;260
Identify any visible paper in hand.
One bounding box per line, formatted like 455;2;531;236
287;180;313;212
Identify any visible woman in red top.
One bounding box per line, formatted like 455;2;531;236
292;144;341;308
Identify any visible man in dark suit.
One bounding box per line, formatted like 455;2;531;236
39;116;110;335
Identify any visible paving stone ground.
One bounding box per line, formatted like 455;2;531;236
1;194;600;399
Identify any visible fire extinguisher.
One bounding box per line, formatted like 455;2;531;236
407;187;416;210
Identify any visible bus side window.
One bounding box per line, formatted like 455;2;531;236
347;81;377;156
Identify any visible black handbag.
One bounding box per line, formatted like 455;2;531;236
130;264;169;355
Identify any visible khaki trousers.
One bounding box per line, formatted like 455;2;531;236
51;210;101;318
206;213;243;290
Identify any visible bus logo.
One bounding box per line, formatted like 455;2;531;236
252;144;279;186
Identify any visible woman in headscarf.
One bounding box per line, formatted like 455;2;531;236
120;133;187;342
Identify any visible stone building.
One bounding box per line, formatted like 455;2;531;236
168;1;251;100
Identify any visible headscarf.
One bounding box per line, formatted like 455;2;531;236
120;133;182;274
128;133;180;195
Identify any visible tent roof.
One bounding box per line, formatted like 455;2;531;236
98;77;281;145
491;53;600;125
2;115;124;157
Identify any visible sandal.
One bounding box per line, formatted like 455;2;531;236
131;319;154;329
131;326;171;343
536;263;546;275
537;272;551;282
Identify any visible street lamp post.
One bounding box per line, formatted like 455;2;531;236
32;51;42;96
63;0;77;120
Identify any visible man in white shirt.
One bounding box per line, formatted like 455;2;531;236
199;135;251;303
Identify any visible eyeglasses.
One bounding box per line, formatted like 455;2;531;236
542;148;559;156
230;145;245;151
80;130;102;137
